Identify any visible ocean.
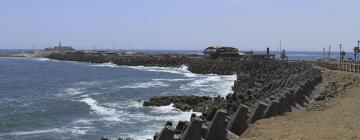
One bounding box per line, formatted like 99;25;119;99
0;57;235;140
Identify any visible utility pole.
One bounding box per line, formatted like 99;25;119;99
328;45;331;61
357;41;360;61
279;40;282;60
323;48;326;60
339;43;342;62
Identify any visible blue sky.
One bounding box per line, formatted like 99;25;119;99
0;0;359;51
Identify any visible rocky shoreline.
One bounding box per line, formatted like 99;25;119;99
46;53;322;140
144;61;321;140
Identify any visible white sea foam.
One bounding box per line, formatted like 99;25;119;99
0;128;61;136
72;119;93;125
210;75;237;96
152;78;191;82
119;81;169;89
65;88;84;96
92;62;118;68
80;97;117;116
180;74;236;97
149;103;179;113
104;100;143;109
74;81;102;86
79;97;129;122
0;126;93;137
57;87;85;97
122;104;201;140
127;65;198;78
32;57;51;61
147;103;201;120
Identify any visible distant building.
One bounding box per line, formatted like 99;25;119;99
45;42;74;52
204;46;239;59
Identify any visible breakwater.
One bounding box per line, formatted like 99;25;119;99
47;53;239;75
148;61;321;140
46;52;322;140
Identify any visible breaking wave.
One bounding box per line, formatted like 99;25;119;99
0;126;93;137
92;62;118;68
127;65;197;78
119;81;169;89
79;97;127;122
180;74;236;97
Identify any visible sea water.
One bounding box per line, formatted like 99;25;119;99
0;57;236;140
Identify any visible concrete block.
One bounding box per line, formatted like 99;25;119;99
247;101;268;124
227;105;250;135
181;117;203;140
175;121;186;132
264;100;280;118
226;130;240;140
278;96;288;114
156;126;175;140
205;109;227;140
201;124;208;139
206;107;218;121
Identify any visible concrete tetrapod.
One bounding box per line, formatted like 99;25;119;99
181;117;204;140
263;100;280;118
227;105;250;135
205;109;227;140
247;101;269;124
156;126;175;140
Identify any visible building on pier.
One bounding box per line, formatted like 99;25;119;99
204;46;239;59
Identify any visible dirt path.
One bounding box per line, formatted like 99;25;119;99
240;67;360;140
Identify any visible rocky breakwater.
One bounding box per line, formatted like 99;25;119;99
145;61;322;140
47;52;109;63
47;53;322;139
47;52;241;75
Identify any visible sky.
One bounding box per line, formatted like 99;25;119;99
0;0;359;51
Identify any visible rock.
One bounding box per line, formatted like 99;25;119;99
100;136;109;140
143;96;212;111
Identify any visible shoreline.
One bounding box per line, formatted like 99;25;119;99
43;52;322;140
